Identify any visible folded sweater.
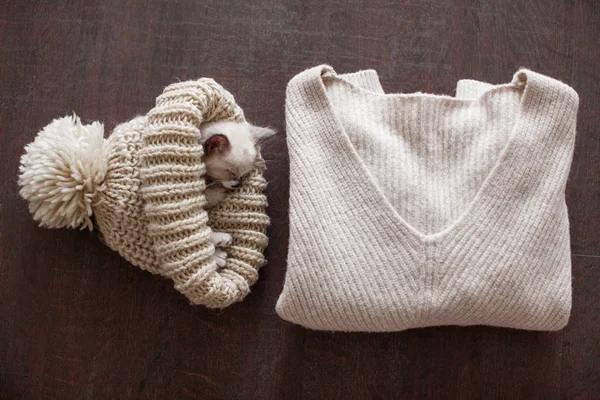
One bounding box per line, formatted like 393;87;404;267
277;66;579;332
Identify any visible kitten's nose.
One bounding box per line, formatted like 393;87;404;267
231;181;241;188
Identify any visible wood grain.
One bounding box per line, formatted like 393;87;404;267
0;1;598;399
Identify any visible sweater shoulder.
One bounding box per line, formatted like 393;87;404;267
286;65;331;96
518;69;579;112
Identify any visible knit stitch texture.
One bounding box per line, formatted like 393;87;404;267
277;66;579;332
23;79;269;308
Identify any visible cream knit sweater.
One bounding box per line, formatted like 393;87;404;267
277;66;579;332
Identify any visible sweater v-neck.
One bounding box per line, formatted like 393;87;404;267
314;66;531;243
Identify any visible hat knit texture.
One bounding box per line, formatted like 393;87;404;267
20;78;269;308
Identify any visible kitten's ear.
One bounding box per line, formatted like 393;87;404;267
249;125;276;144
203;134;230;154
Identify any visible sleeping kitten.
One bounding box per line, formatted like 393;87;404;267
200;120;275;267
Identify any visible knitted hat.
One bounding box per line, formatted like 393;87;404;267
18;79;270;308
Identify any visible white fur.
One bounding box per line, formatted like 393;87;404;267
201;121;260;182
210;231;232;247
213;249;228;268
200;121;275;267
18;114;108;230
210;231;232;268
200;121;275;207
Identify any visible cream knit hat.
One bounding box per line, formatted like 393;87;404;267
19;79;270;308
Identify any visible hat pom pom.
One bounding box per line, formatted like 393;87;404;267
18;114;108;230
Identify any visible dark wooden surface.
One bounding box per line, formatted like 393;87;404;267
1;1;598;399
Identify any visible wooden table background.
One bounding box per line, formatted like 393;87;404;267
1;1;598;399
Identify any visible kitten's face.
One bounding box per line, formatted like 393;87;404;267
200;121;275;188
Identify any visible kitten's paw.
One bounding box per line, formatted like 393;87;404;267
205;187;227;208
213;249;228;268
211;232;232;248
